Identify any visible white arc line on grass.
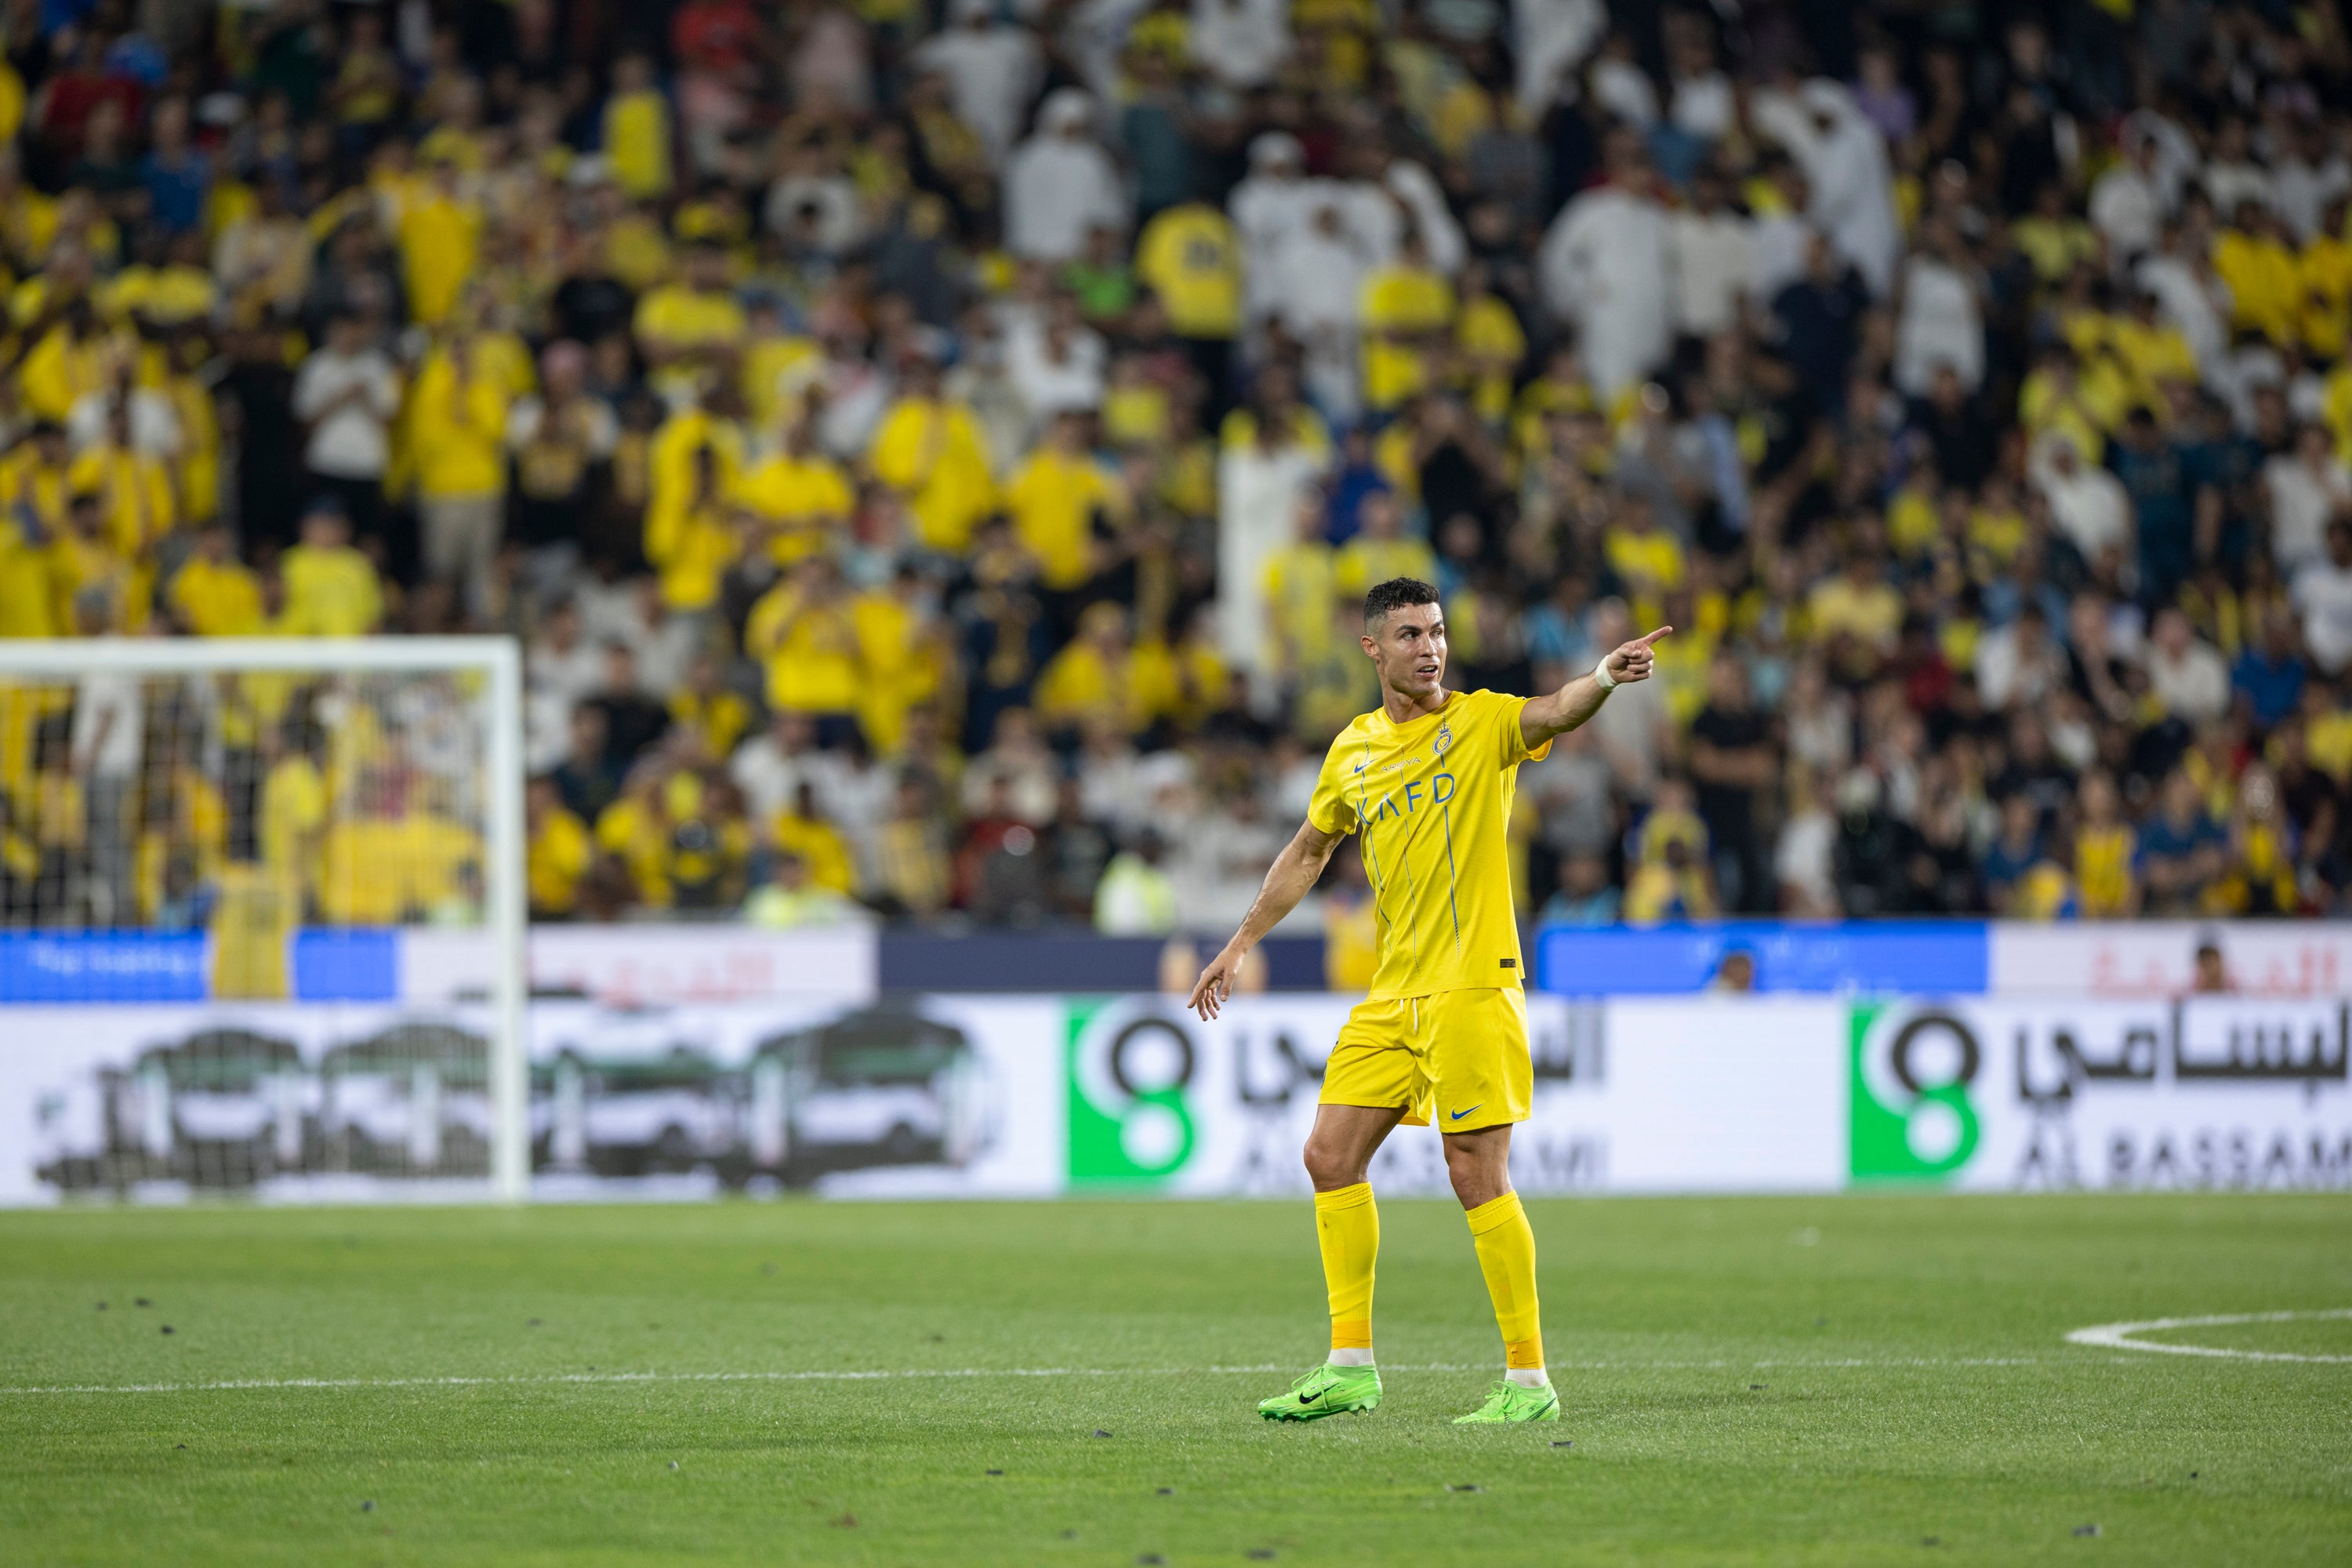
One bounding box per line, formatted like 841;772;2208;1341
2065;1308;2352;1363
0;1356;2086;1396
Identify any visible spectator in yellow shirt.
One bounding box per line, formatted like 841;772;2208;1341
1133;199;1240;410
851;564;947;754
409;332;511;605
667;652;753;759
0;422;69;637
1358;230;1455;413
746;557;865;743
1806;550;1904;670
1033;601;1178;738
1601;494;1686;624
67;404;175;558
2074;770;2139;916
50;491;140;632
866;358;996;554
738;416;852;567
165;524;265;635
525;773;592;919
643;442;739;612
1334;491;1439;602
1002;410;1127;596
633;238;742;402
602;50;673;201
768;781;858;895
1261;497;1339;677
278;498;383;636
397;155;481;328
2212;201;2302;345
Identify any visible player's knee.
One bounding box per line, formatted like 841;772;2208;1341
1301;1138;1358;1190
1443;1143;1507;1208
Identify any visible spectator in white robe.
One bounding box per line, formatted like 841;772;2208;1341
1756;80;1900;298
1218;371;1331;684
1190;0;1290;91
2089;132;2165;265
1377;157;1465;275
1003;90;1129;263
909;0;1043;167
1268;198;1376;419
1893;217;1985;397
1669;167;1756;339
1512;0;1605;116
2132;217;2232;376
1231;132;1319;325
1587;33;1658;128
1005;292;1109;419
2031;434;2134;568
1538;135;1674;397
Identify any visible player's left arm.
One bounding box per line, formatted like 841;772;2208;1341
1517;626;1673;751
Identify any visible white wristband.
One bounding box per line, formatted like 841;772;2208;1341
1593;657;1617;691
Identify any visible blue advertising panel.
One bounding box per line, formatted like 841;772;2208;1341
0;931;209;1003
1534;921;1989;996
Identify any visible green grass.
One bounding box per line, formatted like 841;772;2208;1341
2;1196;2349;1566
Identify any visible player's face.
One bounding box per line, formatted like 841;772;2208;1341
1363;602;1446;699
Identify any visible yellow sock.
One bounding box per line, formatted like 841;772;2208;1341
1465;1190;1543;1370
1314;1183;1377;1355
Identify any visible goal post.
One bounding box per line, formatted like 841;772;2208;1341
0;636;530;1202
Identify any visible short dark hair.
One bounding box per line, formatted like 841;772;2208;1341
1363;577;1440;630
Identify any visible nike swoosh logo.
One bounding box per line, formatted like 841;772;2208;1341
1298;1389;1321;1404
1449;1105;1483;1122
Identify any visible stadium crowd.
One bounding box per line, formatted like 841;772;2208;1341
2;0;2352;941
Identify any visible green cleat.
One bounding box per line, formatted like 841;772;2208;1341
1452;1379;1561;1425
1258;1363;1382;1421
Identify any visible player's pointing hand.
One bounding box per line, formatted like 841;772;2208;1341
1605;626;1671;685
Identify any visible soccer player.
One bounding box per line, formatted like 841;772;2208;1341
1189;577;1667;1425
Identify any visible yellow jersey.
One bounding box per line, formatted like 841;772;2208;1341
867;396;996;552
1305;688;1550;1000
279;543;383;636
737;451;852;565
1334;534;1439;602
1004;448;1122;590
603;90;673;201
1134;204;1242;339
397;194;481;327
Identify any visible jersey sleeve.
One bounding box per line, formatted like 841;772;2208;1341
1494;690;1552;765
1305;732;1360;837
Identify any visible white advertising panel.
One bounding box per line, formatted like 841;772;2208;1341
1062;995;1846;1196
0;995;1054;1206
1987;921;2352;999
401;925;878;1006
1850;996;2352;1190
10;993;2343;1204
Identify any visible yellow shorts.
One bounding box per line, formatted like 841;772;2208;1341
1319;987;1532;1133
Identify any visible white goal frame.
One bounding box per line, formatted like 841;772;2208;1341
0;637;530;1201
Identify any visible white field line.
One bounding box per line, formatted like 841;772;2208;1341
2063;1308;2352;1363
0;1356;2101;1397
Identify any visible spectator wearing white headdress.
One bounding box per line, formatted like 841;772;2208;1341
910;0;1044;168
1190;0;1290;91
1267;195;1376;420
1538;129;1674;397
1231;132;1318;325
1003;89;1130;263
1758;80;1900;299
1512;0;1605;117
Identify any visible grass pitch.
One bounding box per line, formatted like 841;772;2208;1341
2;1196;2349;1566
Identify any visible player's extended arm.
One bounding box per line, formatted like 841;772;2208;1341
1188;819;1347;1020
1518;626;1673;751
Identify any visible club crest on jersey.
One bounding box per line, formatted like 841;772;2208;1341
1433;724;1452;755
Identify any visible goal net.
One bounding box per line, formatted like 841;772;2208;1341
0;637;528;1200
